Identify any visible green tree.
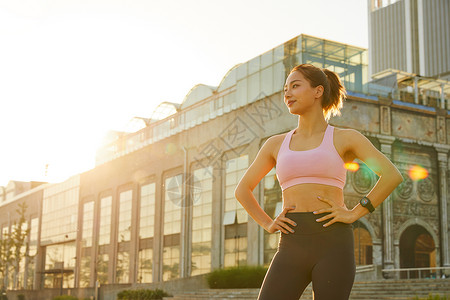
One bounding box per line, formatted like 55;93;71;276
0;230;13;288
11;202;31;289
1;203;31;290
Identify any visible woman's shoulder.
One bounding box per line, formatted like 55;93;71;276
332;125;361;139
261;131;291;161
265;131;290;146
332;125;367;152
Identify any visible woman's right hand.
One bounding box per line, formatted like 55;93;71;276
266;206;297;234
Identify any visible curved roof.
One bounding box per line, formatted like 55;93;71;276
151;101;181;121
123;117;152;133
179;64;242;110
217;63;241;92
180;84;217;109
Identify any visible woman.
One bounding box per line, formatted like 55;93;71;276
234;64;403;300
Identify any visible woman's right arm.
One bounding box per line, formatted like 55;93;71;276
234;136;297;234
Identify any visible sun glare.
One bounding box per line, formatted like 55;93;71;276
408;165;428;181
345;162;360;172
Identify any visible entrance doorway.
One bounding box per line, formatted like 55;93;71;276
399;225;436;278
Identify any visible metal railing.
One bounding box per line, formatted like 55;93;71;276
356;264;375;273
382;267;450;279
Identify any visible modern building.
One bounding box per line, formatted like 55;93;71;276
0;34;449;298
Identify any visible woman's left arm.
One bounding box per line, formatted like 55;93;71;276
314;128;404;226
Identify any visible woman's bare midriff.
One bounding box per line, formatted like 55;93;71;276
282;183;346;212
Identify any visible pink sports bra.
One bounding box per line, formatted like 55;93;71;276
275;124;347;191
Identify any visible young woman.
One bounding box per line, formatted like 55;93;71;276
234;64;404;300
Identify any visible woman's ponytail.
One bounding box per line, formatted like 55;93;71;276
321;69;346;122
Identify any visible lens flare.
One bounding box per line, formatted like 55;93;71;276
408;165;428;181
345;162;360;172
165;143;177;155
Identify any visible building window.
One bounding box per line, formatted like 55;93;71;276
191;166;213;276
138;182;155;283
43;242;76;289
98;196;112;246
224;155;248;268
116;251;130;283
97;196;112;285
118;190;132;242
41;179;79;245
116;190;132;283
79;255;91;287
262;167;282;266
96;254;109;284
138;248;153;283
26;218;38;289
82;202;94;248
224;155;248;224
162;174;182;280
140;183;155;239
79;201;94;287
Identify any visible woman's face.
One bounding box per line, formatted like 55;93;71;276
283;71;320;115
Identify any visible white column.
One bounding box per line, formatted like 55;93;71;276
417;0;426;76
379;136;396;277
436;146;450;268
404;0;413;73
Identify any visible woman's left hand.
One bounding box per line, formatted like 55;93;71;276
313;196;357;227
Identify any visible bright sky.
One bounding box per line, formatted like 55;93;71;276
0;0;368;187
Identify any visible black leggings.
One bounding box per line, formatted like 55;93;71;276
258;212;355;300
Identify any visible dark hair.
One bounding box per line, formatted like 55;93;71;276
289;64;346;121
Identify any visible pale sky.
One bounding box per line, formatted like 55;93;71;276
0;0;368;187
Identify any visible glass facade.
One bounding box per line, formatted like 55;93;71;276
96;253;109;284
224;156;249;224
139;183;156;239
262;167;282;266
79;255;91;288
99;196;112;246
138;248;153;283
224;155;248;267
116;190;132;283
41;177;79;245
300;36;368;94
116;251;130;283
117;190;132;243
15;222;27;289
81;202;94;248
162;174;182;280
26;217;38;289
191;166;213;276
80;201;94;287
138;183;155;283
43;242;76;288
97;196;112;284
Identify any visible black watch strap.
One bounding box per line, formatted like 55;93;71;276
360;196;375;213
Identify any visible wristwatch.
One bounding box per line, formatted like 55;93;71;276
360;196;375;213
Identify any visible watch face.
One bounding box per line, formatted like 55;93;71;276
361;198;368;205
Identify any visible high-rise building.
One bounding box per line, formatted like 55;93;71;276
368;0;449;80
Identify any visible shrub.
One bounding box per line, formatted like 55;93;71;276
116;288;170;300
52;296;78;300
411;294;449;300
206;265;268;288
